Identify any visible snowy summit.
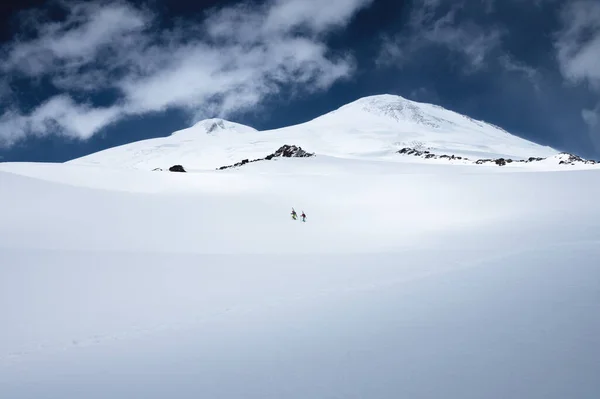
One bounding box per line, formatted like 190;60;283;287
175;118;258;137
69;95;559;171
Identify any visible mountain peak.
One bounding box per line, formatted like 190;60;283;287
195;118;230;133
171;118;257;138
329;94;453;129
351;93;410;103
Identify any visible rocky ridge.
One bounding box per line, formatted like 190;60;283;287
217;145;314;170
398;147;597;166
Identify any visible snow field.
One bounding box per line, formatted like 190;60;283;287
1;90;599;398
1;155;600;398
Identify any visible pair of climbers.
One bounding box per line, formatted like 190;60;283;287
291;208;306;222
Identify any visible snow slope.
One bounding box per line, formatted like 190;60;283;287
1;152;600;398
69;94;558;170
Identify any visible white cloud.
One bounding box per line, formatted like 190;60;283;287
120;22;354;116
555;1;600;89
554;1;600;152
379;0;551;93
264;0;371;34
2;1;152;77
29;97;122;140
498;54;541;88
0;97;122;147
582;104;600;152
409;87;440;103
379;1;504;71
0;0;372;147
582;105;600;128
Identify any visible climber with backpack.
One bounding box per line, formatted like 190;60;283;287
291;208;297;220
301;211;306;222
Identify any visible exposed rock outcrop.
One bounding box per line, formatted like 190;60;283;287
398;148;598;167
272;145;313;158
218;145;314;170
557;153;598;165
169;165;186;172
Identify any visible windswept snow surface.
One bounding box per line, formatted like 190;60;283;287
1;154;600;399
69;95;558;170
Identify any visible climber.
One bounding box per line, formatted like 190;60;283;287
301;211;306;222
291;208;297;220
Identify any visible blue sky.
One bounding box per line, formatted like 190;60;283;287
1;0;599;162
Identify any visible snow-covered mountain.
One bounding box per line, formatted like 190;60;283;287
69;94;558;170
2;94;599;398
